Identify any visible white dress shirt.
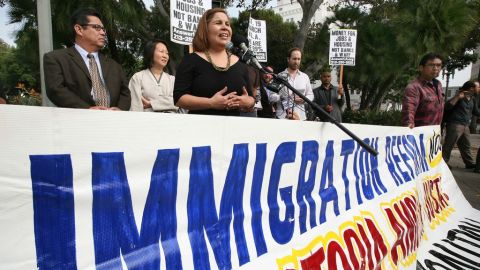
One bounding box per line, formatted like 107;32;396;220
274;69;314;120
128;69;178;112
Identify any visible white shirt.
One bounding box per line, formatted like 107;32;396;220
128;69;178;112
275;69;314;120
74;44;105;84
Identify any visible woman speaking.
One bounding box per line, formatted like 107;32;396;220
173;8;255;116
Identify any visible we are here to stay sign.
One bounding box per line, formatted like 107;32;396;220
247;17;267;62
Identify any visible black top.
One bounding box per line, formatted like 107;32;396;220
173;52;253;116
444;96;480;125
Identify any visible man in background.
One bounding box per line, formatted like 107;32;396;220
442;81;479;169
401;53;444;128
469;80;480;134
274;47;314;120
44;8;130;110
312;68;344;122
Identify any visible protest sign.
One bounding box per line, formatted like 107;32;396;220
0;106;479;269
329;29;357;66
247;17;267;62
170;0;211;45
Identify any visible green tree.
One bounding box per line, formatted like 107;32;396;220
0;38;39;94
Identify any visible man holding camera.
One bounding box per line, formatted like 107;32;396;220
442;81;480;169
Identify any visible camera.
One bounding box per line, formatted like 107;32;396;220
265;80;284;93
264;73;288;93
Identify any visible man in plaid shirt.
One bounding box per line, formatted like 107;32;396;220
401;53;445;128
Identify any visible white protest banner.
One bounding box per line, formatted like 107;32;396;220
0;105;479;269
329;29;357;66
170;0;211;45
248;17;267;62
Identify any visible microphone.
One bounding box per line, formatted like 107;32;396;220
225;41;240;57
229;34;265;71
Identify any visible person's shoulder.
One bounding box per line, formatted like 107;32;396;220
44;47;71;58
164;72;175;81
298;69;309;78
278;69;288;75
184;52;202;61
405;77;422;89
178;52;204;67
100;53;125;69
99;53;117;63
165;71;174;77
433;78;443;87
131;69;148;79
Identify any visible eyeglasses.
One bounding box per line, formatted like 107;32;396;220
425;63;442;68
82;24;106;32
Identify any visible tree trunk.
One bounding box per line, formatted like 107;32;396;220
345;84;351;111
359;85;367;109
154;0;169;18
370;75;395;111
343;72;351;110
294;0;325;51
303;59;324;77
360;80;379;110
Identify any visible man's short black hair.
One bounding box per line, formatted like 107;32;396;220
143;39;169;69
70;8;102;41
419;52;443;66
320;67;332;75
460;80;476;91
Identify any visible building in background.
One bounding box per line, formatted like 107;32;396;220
272;0;337;24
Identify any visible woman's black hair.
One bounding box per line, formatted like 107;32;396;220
143;39;169;69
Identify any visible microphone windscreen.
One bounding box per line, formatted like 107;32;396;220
225;41;234;52
231;33;248;47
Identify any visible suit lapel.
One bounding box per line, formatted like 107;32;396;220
67;47;91;80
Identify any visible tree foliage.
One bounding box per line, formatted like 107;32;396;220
329;0;480;110
0;38;38;96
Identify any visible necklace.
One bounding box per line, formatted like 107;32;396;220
204;50;231;72
149;69;163;86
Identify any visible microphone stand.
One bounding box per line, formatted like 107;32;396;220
266;71;379;156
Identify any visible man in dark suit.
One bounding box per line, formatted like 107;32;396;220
44;8;130;110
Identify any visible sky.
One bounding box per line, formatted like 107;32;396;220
0;5;19;46
0;1;472;87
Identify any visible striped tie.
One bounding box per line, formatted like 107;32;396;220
87;53;109;107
